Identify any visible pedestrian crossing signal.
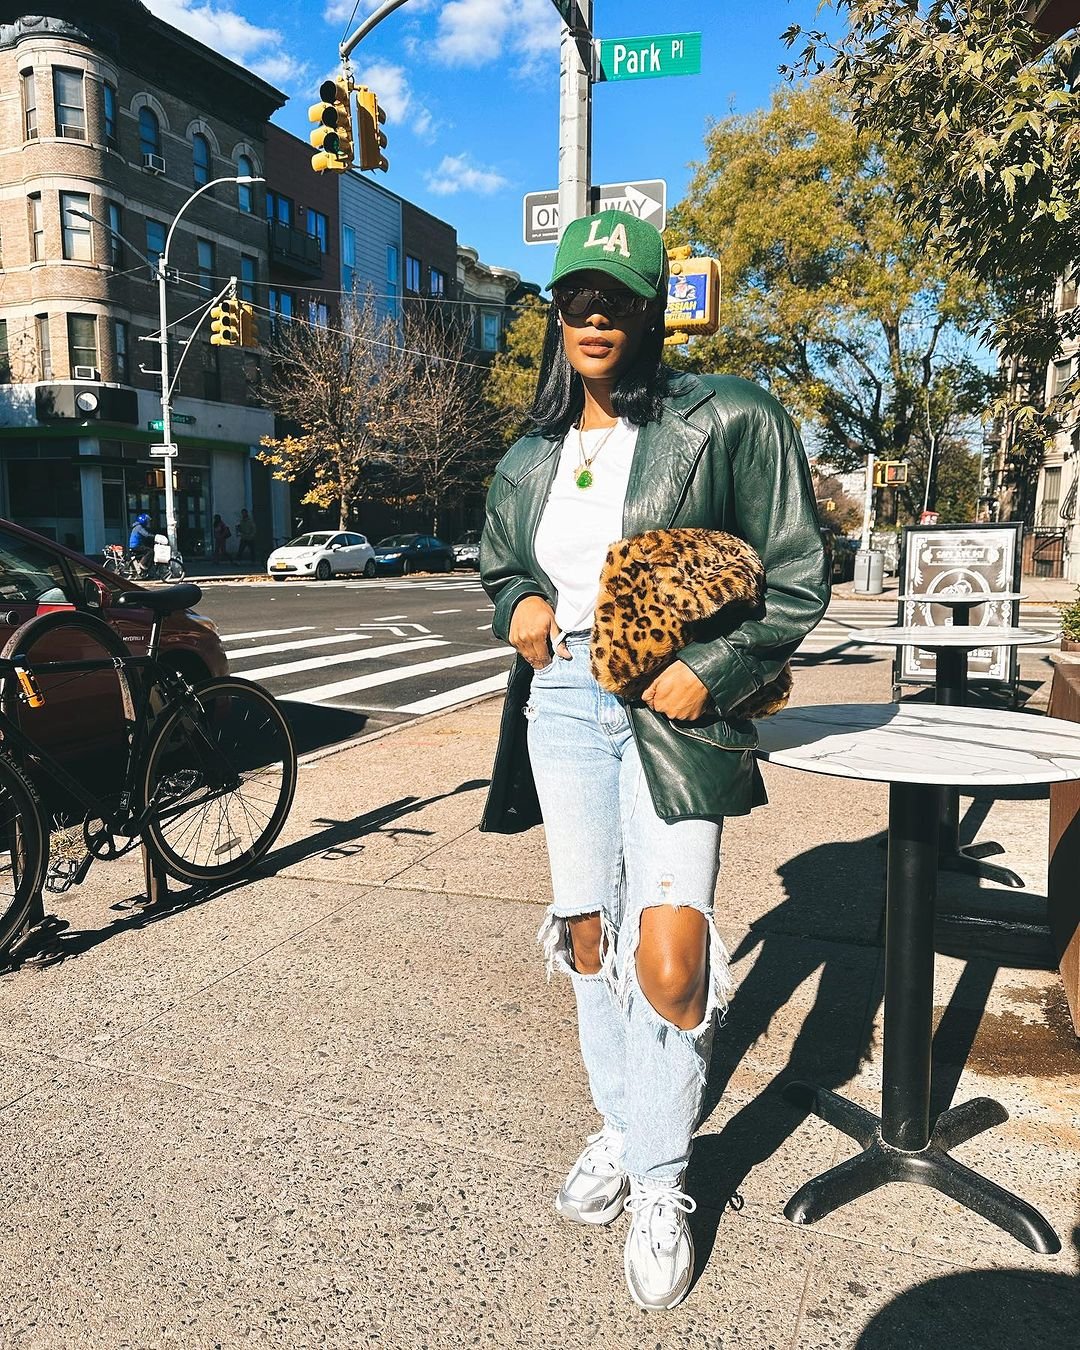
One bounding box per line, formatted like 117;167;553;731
873;461;908;487
664;248;721;344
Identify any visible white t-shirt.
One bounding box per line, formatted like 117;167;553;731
534;419;638;632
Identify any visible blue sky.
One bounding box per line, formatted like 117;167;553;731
144;1;834;288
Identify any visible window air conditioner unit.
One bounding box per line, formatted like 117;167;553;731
143;153;165;174
73;365;100;381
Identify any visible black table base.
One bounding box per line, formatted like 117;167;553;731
782;781;1060;1255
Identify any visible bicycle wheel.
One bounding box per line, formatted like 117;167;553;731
0;756;47;956
139;676;297;883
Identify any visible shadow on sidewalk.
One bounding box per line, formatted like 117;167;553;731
850;1229;1080;1346
10;779;489;971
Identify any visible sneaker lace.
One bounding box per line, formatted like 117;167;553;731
580;1126;624;1175
625;1180;697;1251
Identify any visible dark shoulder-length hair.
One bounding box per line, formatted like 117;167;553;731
528;303;669;438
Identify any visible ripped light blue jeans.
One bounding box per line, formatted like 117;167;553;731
526;633;732;1184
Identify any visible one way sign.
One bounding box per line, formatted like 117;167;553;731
523;179;666;245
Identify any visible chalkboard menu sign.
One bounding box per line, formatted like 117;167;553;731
896;522;1023;687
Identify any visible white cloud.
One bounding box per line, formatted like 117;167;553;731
433;0;558;70
424;152;508;196
144;1;309;90
351;60;438;140
324;0;437;25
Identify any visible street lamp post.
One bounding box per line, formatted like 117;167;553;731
156;175;262;552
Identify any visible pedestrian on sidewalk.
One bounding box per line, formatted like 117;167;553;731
235;508;257;563
211;513;231;563
479;209;828;1312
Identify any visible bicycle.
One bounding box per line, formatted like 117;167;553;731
0;584;297;958
102;539;186;583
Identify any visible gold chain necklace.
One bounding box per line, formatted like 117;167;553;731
574;420;619;490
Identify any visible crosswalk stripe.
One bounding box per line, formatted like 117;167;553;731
394;672;511;714
241;637;445;682
279;646;514;704
221;626;315;643
227;631;371;660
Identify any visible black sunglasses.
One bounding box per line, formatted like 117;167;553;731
551;285;651;319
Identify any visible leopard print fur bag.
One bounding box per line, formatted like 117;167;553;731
589;527;793;718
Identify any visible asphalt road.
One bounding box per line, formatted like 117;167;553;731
193;574;1063;756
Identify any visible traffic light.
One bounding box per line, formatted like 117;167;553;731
873;460;909;487
210;298;240;346
356;86;388;172
239;302;259;349
308;77;353;173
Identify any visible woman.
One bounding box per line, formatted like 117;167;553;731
211;513;231;563
480;209;828;1311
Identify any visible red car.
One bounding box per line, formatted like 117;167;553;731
0;518;227;793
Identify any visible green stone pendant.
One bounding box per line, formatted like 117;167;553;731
575;468;594;489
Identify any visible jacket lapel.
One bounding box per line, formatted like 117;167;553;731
622;378;714;537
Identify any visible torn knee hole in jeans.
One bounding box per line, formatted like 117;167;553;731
523;699;538;721
537;906;617;987
618;899;735;1081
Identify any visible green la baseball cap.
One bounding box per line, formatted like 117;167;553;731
548;208;667;301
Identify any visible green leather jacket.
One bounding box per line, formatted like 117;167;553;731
479;371;829;823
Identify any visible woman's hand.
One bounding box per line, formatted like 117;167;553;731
641;661;711;721
510;596;570;669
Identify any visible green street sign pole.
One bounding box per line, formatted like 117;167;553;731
594;31;701;82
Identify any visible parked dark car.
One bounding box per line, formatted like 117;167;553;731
372;534;456;575
0;518;227;797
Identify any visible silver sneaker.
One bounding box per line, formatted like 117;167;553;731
554;1125;629;1225
623;1177;697;1310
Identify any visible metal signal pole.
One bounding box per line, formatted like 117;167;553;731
557;1;594;237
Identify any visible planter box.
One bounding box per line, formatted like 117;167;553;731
1048;662;1080;1036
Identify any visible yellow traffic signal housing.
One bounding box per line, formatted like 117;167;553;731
308;77;353;173
210;298;240;346
239;302;259;349
664;252;721;340
356;86;388;173
873;460;909;487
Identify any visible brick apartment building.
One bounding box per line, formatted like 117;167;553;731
0;1;291;557
264;124;340;331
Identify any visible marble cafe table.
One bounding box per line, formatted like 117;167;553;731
846;624;1053;887
756;702;1080;1253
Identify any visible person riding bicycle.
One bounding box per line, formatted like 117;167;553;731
128;513;154;576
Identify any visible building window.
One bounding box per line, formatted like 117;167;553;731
387;244;399;316
239;254;256;302
28;193;44;262
308;300;329;327
60;192;92;262
36;315;53;380
308;208;329;253
113;319;130;383
342;224;356;292
405;254;421;292
237;155;254;212
103;81;118;145
192;132;211;187
53;68;86;140
107;202;123;267
202;344;221;401
268;289;293;329
1040;466;1063;526
430;267;446;299
145;219;166;274
266;190;293;226
68;313;98;373
1051;356;1075;398
0;320;10;383
481;311;500;352
139;106;161;158
1061;271;1078;313
196;238;214;294
21;70;37;141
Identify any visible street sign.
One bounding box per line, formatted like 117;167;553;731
147;414;195;431
523;179;666;244
594;32;701;83
149;443;178;458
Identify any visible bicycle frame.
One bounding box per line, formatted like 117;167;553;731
0;646;234;841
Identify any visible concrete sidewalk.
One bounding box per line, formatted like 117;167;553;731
832;574;1077;605
0;656;1077;1347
